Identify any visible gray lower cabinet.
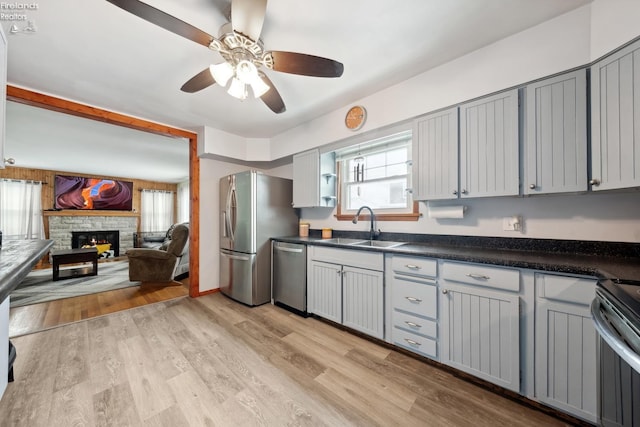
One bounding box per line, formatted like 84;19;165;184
534;272;597;423
388;255;439;359
308;247;384;339
524;69;588;194
591;38;640;191
439;261;521;392
308;260;343;323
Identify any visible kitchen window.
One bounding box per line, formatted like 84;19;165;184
335;130;419;221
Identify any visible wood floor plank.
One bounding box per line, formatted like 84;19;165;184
118;333;177;421
284;330;418;412
87;319;129;395
93;382;143;426
48;381;96;426
166;369;232;426
52;320;90;392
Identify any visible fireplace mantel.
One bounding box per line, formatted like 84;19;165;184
44;210;140;217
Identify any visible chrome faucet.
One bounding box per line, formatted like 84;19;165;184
352;205;381;240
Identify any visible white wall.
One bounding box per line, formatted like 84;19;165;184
198;157;250;292
198;0;640;291
299;192;640;243
197;156;294;293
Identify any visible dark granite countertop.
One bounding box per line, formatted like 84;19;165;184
0;239;54;303
273;232;640;282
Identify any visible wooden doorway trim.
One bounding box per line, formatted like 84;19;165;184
6;85;201;297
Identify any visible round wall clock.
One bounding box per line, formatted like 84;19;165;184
345;105;367;131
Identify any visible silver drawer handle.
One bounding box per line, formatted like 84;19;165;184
466;273;490;280
404;338;421;346
405;296;422;303
405;264;421;270
404;321;421;328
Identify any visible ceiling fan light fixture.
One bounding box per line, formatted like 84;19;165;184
209;62;234;86
235;60;259;85
250;76;270;97
227;77;248;100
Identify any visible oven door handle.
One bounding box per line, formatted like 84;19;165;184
591;297;640;373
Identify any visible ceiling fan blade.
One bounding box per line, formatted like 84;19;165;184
258;73;286;114
231;0;267;41
181;68;216;93
106;0;215;48
268;51;344;78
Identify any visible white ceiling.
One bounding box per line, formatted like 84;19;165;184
2;0;590;182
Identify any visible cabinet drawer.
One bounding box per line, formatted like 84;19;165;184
537;273;596;306
392;328;437;359
441;261;520;292
392;310;437;339
392;276;437;319
391;255;437;278
311;246;383;271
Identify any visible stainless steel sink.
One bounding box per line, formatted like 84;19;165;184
317;238;367;245
352;240;405;248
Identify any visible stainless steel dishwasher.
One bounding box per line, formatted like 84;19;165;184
272;241;307;316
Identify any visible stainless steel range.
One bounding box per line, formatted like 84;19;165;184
591;279;640;426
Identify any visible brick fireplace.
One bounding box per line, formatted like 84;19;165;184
48;215;137;255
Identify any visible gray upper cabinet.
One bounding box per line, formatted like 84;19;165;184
524;70;588;195
459;89;520;198
591;39;640;191
413;107;459;200
293;149;320;208
292;150;336;208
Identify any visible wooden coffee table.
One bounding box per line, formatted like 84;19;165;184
51;248;99;281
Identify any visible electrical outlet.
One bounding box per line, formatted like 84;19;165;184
503;216;522;232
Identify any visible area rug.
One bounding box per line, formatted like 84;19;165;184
10;260;140;308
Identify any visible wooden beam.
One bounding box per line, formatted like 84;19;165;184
6;85;202;297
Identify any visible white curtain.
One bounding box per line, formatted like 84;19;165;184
141;189;174;232
177;180;190;224
0;179;45;240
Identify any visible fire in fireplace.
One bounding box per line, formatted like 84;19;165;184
71;230;120;257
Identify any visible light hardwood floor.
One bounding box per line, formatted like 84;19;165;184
1;292;578;426
9;277;190;337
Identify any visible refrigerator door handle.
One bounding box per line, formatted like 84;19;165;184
222;211;228;238
225;181;235;242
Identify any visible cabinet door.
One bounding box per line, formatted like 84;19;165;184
591;39;640;191
440;281;520;392
460;89;519;198
413;107;459;200
535;273;597;423
342;266;384;339
292;149;319;207
525;70;587;194
307;260;342;323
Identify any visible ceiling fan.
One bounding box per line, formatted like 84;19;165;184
106;0;344;114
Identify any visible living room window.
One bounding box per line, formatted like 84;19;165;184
177;180;189;223
0;179;45;239
335;130;418;221
141;189;174;232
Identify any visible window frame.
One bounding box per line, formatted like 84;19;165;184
334;132;419;222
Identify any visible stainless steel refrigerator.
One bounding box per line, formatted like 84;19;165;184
219;170;298;306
